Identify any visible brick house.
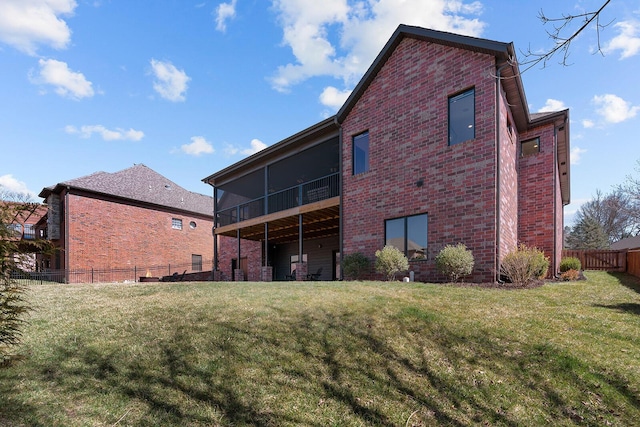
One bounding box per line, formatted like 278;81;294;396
203;25;570;283
38;164;214;282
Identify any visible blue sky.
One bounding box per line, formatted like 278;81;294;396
1;0;639;227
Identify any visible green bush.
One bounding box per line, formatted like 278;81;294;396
435;243;474;282
375;245;409;281
560;269;580;281
559;256;581;272
500;244;550;286
342;252;370;280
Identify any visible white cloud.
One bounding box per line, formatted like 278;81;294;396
33;58;94;100
269;0;485;92
603;20;640;59
570;146;587;165
593;94;640;124
215;0;237;32
224;138;268;157
0;0;76;55
150;59;190;102
582;119;594;129
537;98;566;113
0;174;36;197
65;124;144;141
181;136;214;156
242;139;267;155
319;86;351;110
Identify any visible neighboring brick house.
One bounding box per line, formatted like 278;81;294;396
38;164;214;282
203;25;570;283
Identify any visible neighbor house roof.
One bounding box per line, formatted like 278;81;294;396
610;236;640;250
39;164;213;217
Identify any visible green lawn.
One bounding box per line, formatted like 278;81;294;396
1;272;639;426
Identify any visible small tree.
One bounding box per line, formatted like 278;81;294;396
1;189;51;365
435;244;474;282
375;245;409;281
342;252;370;280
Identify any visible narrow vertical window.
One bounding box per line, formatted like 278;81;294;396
448;88;475;145
352;131;369;175
192;254;202;271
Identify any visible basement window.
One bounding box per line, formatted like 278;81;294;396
521;137;540;157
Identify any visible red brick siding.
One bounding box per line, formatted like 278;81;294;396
518;124;559;274
216;235;262;281
65;194;213;274
341;38;499;283
498;89;519;259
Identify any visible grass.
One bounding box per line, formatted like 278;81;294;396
1;271;639;426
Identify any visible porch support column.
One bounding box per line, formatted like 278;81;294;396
234;228;244;281
261;223;273;281
295;214;308;280
213;186;219;272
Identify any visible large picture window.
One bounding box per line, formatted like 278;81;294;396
448;88;475;145
385;213;428;260
352;131;370;175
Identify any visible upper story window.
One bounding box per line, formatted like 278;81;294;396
352;131;370;175
448;88;475;145
385;213;428;260
521;137;540;157
172;218;183;230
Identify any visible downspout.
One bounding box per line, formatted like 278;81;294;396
335;117;344;280
64;186;70;283
213;186;218;272
495;62;509;283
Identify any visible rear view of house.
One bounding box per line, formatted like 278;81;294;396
203;25;570;283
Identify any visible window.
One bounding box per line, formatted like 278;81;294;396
189;221;197;229
192;254;202;271
352;131;370;175
172;218;183;230
385;214;428;260
448;88;475;145
521;137;540;157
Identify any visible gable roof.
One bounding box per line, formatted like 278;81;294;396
39;164;213;217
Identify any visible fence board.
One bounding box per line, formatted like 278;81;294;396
562;250;627;272
628;250;640;278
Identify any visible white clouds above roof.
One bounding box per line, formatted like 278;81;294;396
150;59;190;102
65;124;145;141
319;86;351;109
593;94;639;124
223;138;268;157
269;0;485;94
181;136;214;156
537;98;567;113
603;20;640;59
32;58;94;100
0;174;36;197
570;146;587;165
0;0;76;55
215;0;237;32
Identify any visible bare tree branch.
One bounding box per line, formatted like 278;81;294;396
520;0;613;74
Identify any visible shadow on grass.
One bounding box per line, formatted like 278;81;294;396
1;306;639;426
594;302;640;316
606;271;640;294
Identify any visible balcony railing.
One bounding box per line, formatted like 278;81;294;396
217;172;339;227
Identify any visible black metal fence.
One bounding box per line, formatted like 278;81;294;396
12;258;213;284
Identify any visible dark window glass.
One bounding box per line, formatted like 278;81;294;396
192;254;202;271
521;137;540;157
449;88;475;145
385;214;428;259
353;131;369;175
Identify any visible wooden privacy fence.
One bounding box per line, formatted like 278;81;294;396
562;249;627;272
628;250;640;278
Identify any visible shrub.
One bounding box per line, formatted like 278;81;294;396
435;243;474;282
342;252;370;280
375;245;409;281
500;244;550;286
560;269;580;281
559;256;581;272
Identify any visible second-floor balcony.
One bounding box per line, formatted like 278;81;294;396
217;172;339;227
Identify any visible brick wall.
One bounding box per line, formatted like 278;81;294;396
64;193;213;273
341;37;499;283
518;124;559;275
216;234;262;281
498;88;519;262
